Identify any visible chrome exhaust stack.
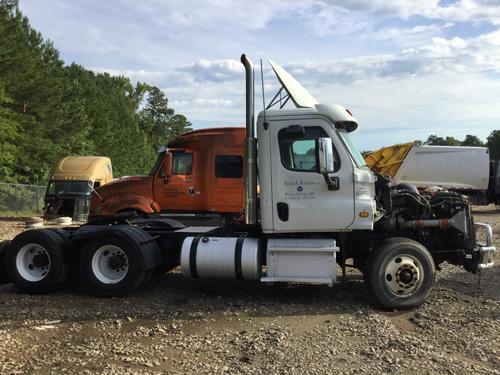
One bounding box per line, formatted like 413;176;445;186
241;53;257;225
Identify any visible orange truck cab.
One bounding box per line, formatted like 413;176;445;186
89;127;245;224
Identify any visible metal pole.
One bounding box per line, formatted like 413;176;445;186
35;177;39;213
15;185;19;215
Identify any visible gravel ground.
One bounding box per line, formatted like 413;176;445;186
0;207;498;375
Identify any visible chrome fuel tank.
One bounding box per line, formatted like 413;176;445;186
181;237;261;280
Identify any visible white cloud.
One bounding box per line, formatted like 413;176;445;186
89;26;500;134
181;59;244;82
19;0;500;148
320;0;500;23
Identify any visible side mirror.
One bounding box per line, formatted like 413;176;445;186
164;152;173;177
316;138;339;191
317;138;335;173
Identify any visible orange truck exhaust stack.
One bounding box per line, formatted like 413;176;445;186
89;127;245;222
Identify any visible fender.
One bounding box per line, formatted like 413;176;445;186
71;225;163;271
90;192;157;218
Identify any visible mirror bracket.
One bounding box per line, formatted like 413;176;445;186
164;152;173;178
323;175;339;191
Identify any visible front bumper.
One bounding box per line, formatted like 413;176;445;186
474;222;496;270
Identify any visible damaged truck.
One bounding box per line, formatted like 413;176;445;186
43;156;113;222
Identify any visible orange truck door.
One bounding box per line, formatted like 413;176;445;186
154;151;198;211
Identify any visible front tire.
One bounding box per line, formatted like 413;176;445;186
365;238;435;310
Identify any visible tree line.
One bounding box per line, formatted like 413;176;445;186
0;0;191;185
420;132;500;158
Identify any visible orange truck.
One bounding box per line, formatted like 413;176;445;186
89;127;245;224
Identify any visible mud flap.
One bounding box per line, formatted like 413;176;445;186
0;241;10;285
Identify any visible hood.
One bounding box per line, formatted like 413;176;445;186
93;175;153;200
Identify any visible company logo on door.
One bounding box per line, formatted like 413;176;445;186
284;180;321;187
284;180;320;201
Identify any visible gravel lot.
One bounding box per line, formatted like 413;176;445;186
0;207;498;374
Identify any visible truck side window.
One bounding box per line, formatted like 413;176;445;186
215;155;243;178
278;126;340;172
172;153;193;175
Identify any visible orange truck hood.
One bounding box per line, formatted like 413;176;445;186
90;176;154;208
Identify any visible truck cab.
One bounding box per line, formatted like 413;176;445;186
258;106;376;233
89;127;245;223
44;156;113;222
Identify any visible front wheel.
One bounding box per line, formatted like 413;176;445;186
365;238;435;310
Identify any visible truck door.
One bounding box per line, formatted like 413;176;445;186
270;118;355;232
155;151;198;211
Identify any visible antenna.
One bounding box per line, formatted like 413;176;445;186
260;59;267;123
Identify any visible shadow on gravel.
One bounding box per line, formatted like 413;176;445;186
438;271;499;301
0;271;373;324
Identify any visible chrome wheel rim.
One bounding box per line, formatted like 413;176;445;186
91;245;129;284
384;254;422;296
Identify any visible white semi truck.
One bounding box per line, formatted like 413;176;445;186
0;55;495;310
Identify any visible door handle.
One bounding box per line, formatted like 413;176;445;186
277;202;289;221
188;187;195;195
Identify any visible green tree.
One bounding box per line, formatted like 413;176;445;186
445;136;461;146
461;134;484;147
140;86;192;150
0;2;191;182
424;135;460;146
424;135;446;145
487;130;500;159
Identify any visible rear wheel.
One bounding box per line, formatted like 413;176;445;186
365;238;435;309
5;230;70;294
79;235;147;296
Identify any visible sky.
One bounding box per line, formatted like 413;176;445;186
19;0;500;150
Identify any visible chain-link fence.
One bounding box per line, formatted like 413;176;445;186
0;182;46;217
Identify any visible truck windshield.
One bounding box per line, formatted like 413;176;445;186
47;181;92;196
337;129;366;167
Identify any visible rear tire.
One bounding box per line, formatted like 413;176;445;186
365;238;435;310
5;230;70;294
79;235;147;297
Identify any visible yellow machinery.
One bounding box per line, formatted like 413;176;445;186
364;142;414;178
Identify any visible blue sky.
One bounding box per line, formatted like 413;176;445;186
19;0;500;150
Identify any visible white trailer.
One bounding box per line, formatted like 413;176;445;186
365;143;490;203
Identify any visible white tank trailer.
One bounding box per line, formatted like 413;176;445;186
0;54;495;310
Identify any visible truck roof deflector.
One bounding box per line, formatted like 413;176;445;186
268;59;318;109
